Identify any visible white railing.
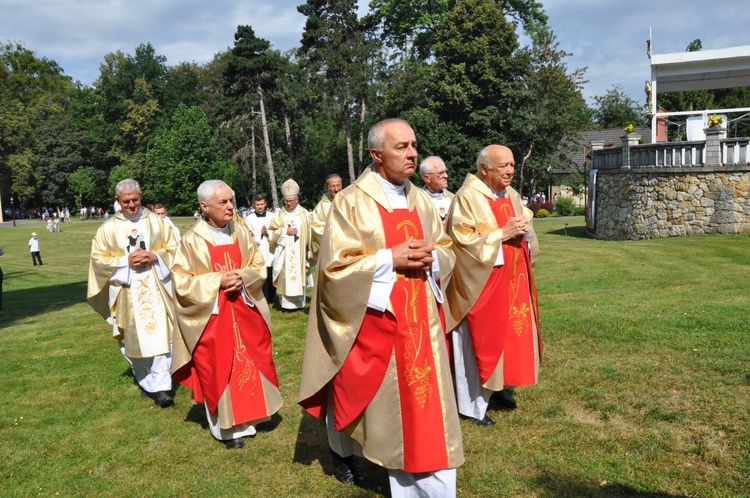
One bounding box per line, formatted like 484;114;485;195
593;138;750;169
722;138;750;165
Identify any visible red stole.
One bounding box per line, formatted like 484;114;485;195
175;240;279;424
465;196;539;386
331;204;448;472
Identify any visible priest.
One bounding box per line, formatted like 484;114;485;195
171;180;282;449
299;119;464;496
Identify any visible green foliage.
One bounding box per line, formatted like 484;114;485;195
592;84;646;128
371;0;549;58
535;207;550;217
108;165;135;196
33;115;91;207
146;104;224;214
554;196;576;216
1;41;74;207
67;167;97;210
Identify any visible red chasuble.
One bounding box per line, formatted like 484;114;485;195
330;205;448;473
174;240;279;424
465;197;540;386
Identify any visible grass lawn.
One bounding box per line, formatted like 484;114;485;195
0;216;748;497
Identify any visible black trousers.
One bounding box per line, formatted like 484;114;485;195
263;266;276;304
31;251;43;266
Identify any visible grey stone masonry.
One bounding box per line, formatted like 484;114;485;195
590;166;750;240
589;128;750;240
704;127;722;166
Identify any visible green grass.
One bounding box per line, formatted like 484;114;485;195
1;217;748;497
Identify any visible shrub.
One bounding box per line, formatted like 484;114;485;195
528;201;554;215
573;206;586;216
536;208;551;218
554;197;577;216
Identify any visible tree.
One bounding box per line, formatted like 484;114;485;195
508;31;591;195
298;0;380;183
371;0;548;59
0;41;73;207
592;84;645;128
34;115;91;207
94;43;169;173
146;104;227;214
68;167;97;211
222;26;283;208
426;0;526;177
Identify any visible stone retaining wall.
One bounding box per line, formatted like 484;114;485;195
590;165;750;240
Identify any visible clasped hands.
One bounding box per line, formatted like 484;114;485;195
220;271;244;294
128;248;157;269
501;216;530;242
392;237;435;271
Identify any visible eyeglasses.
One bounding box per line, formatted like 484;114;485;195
426;171;448;177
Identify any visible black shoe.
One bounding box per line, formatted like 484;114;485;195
492;389;517;410
330;450;364;484
224;438;245;450
152;391;174;408
460;414;495;427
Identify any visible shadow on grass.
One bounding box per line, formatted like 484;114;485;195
292;411;389;496
0;279;87;327
532;473;690;497
271;295;313;316
544;224;589;238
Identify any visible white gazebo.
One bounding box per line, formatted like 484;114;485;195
649;44;750;143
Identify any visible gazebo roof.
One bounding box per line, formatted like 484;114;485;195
651;45;750;93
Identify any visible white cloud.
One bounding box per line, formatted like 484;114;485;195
1;0;749;106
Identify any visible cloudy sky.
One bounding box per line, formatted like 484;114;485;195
2;0;750;106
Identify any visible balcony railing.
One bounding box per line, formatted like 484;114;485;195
593;136;750;170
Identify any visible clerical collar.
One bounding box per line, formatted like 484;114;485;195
375;172;408;209
124;207;144;222
205;220;231;235
375;172;406;196
492;188;507;198
423;186;445;199
255;211;267;217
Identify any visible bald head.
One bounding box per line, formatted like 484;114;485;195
477;145;515;192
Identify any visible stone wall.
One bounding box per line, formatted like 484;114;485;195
591;165;750;240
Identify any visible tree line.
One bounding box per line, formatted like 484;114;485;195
3;0;742;216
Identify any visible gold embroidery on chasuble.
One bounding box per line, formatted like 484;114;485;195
495;198;532;338
212;244;256;394
392;217;434;410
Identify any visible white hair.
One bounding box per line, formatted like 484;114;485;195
419;156;444;176
368;118;411;151
197;180;230;203
476;147;492;173
115;179;140;197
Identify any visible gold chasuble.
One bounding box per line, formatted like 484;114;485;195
299;167;464;473
446;173;542;391
268;205;311;298
465;197;540;386
171;220;282;430
310;194;332;261
87;209;179;358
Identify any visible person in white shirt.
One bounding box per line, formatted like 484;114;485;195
151;202;181;242
28;232;43;266
244;194;276;303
